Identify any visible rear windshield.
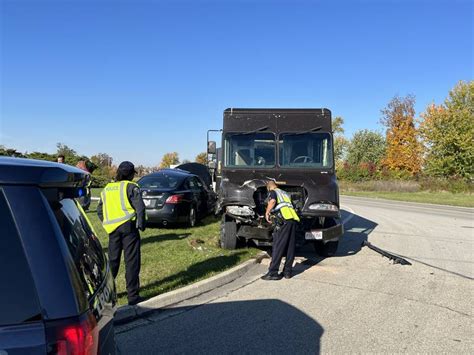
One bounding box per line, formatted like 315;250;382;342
0;189;42;326
51;199;106;299
139;174;182;189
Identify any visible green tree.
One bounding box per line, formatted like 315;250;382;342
159;152;180;168
347;129;386;166
195;152;207;165
380;95;422;176
26;151;56;161
332;116;345;135
56;143;81;165
91;153;113;168
331;116;348;162
419;80;474;179
0;146;26;157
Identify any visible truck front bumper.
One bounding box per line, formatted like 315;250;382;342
236;221;344;244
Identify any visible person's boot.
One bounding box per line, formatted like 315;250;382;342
261;272;282;281
128;296;146;306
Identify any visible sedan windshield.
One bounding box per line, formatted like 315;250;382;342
279;132;333;168
224;133;275;168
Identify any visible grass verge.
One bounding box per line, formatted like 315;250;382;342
341;190;474;207
85;201;259;305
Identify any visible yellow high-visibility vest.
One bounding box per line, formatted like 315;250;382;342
100;181;138;234
273;188;300;222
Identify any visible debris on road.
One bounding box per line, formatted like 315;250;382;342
362;240;412;265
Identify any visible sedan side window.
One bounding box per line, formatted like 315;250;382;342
188;179;197;189
194;178;204;189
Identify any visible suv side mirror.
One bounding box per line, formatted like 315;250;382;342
207;141;216;154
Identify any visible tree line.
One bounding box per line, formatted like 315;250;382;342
334;80;473;185
2;80;471;188
0;143;208;187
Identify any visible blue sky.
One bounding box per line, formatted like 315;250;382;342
1;0;472;166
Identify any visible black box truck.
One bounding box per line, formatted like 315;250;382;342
208;108;344;256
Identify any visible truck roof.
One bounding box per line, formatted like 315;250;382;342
223;108;332;132
0;157;89;187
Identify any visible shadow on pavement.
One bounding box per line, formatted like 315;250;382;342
116;299;323;354
337;213;378;256
292;212;378;276
118;252;246;299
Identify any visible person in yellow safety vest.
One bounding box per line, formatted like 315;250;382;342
261;180;300;281
97;161;146;306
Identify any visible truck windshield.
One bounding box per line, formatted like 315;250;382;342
279;132;333;168
224;133;275;168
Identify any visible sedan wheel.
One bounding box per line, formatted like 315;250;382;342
188;206;197;227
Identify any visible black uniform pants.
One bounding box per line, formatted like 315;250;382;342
108;221;141;303
268;220;297;275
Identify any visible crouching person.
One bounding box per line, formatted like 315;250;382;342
261;180;300;280
97;161;146;305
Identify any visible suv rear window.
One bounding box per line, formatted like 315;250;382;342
0;189;41;326
51;198;106;299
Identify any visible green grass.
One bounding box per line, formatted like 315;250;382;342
85;201;259;305
91;188;102;198
341;191;474;207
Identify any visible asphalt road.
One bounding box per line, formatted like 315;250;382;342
116;196;474;354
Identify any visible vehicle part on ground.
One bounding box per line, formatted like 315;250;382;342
362;240;412;265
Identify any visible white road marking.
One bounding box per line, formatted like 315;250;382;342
341;204;355;226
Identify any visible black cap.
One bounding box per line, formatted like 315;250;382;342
118;161;136;175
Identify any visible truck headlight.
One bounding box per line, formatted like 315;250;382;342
226;206;254;216
308;203;339;212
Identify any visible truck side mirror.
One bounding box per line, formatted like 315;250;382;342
208;141;217;154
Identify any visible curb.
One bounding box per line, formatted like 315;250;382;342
114;252;268;324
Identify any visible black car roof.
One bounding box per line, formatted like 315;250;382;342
0;157;89;187
142;168;196;178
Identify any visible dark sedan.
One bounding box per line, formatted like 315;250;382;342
138;169;216;227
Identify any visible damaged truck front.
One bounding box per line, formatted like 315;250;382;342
212;108;344;256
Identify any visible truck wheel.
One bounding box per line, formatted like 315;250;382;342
220;215;237;249
313;241;339;257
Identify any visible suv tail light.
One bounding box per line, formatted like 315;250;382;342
47;312;98;355
165;194;184;204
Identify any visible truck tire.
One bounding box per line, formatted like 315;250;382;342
220;215;237;249
313;241;339;257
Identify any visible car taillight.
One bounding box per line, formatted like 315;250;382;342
165;194;184;204
49;313;98;355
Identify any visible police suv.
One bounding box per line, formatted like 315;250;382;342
0;157;117;354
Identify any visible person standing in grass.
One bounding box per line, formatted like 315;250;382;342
97;161;146;305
